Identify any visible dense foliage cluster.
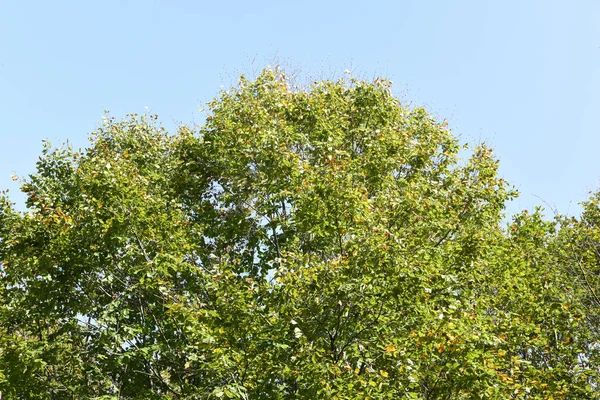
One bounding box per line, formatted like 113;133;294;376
1;69;599;398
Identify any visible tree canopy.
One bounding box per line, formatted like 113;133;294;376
1;68;599;399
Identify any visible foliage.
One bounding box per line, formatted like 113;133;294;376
0;68;598;398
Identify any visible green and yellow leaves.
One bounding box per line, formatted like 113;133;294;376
0;68;597;398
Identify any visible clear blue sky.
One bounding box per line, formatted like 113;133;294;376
1;0;599;217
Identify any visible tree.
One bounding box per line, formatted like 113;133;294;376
553;192;600;385
0;68;597;398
